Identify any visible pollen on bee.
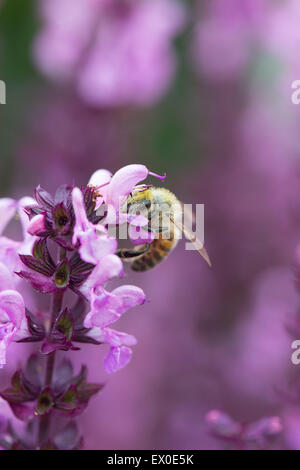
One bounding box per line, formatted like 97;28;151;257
88;185;103;203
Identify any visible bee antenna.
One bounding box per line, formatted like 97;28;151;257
135;184;153;192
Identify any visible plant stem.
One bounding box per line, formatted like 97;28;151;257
38;288;64;447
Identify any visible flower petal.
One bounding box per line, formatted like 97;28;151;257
0;340;9;368
0;237;22;273
81;254;123;294
84;289;118;328
89;169;112;209
129;224;155;246
102;204;128;225
110;285;147;311
72;187;117;264
106;164;149;209
13;315;30;342
206;410;242;438
88;169;112;189
0;262;15;291
128;214;149;227
84;285;146;328
0;290;25;328
78;229;117;265
72;187;90;245
87;327;137;347
0;199;17;235
27;214;46;236
18;197;37;237
104;345;133;373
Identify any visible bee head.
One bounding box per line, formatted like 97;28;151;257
125;189;154;220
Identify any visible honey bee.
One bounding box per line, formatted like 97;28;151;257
116;187;211;271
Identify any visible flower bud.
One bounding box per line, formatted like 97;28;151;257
27;214;46;236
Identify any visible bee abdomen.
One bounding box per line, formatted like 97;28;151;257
131;238;176;272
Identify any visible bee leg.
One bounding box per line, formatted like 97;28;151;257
146;226;168;233
116;243;150;260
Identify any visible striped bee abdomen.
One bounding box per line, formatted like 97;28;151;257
131;236;177;272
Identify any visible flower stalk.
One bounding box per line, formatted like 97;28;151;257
38;287;64;446
0;165;165;449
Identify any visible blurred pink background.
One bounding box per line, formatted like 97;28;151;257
1;0;300;449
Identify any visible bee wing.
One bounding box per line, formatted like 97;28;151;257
169;205;212;267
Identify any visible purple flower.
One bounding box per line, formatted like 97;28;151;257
27;214;47;236
262;0;300;96
192;0;266;81
88;328;137;374
85;284;146;373
102;164;166;211
72;187;117;264
0;199;20;236
0;262;27;368
81;253;123;295
127;214;155;246
71;181;147;373
33;0;186;107
0;168;169;447
206;409;282;449
206;410;242;439
33;0;104;82
84;285;146;329
0;197;38;291
89;164;166;244
0;196;37;254
88;168;112;209
243;416;283;446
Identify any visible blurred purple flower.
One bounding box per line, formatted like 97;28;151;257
244;416;283;447
0;197;36;254
0;197;38;296
33;0;186;107
206;410;242;439
0;267;27;368
206;409;282;449
192;0;267;81
0;197;39;368
33;0;105;82
264;0;300;79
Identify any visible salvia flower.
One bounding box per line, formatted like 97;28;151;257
72;187;116;265
206;410;282;450
0;263;27;368
0;165;169;448
0;196;37;259
84;285;146;373
192;0;267;82
16;172;155;368
89;164;166;244
33;0;186;107
25;185;104;251
0;196;39;368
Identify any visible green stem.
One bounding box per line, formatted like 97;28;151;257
38;286;64;447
